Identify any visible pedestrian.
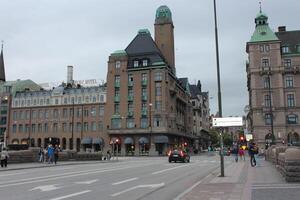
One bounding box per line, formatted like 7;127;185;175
232;143;239;162
1;148;9;168
47;145;54;164
106;150;111;160
239;147;245;161
38;147;44;163
54;145;59;165
248;141;258;167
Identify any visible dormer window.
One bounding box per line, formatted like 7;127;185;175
115;61;121;69
282;46;289;54
134;60;139;67
142;59;148;67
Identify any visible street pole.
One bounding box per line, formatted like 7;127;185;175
71;100;74;150
112;141;115;160
213;0;224;177
149;103;153;155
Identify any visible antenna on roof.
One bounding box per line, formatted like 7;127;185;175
259;1;262;13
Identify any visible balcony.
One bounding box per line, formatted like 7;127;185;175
141;110;147;116
128;111;134;117
128;81;134;87
260;66;271;75
141;80;147;86
141;95;147;101
114;96;120;102
283;66;300;74
115;82;120;88
128;95;134;101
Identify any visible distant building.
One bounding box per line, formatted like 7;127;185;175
189;80;210;150
7;67;107;152
246;9;300;148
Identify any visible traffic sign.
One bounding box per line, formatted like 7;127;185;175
212;117;243;127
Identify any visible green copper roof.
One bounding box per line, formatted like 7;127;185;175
0;79;41;95
110;50;127;56
249;25;279;42
249;11;279;43
138;29;151;35
155;5;172;24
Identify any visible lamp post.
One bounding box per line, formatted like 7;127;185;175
213;0;224;177
71;99;75;150
116;138;119;160
149;103;153;155
267;74;275;145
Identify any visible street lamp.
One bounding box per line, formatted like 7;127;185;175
149;103;153;155
267;74;275;145
213;0;225;177
71;99;75;150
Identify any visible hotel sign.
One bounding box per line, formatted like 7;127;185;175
212;117;243;127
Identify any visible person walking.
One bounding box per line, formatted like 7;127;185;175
232;143;239;162
47;145;54;164
239;147;245;161
1;148;9;168
38;147;44;163
249;141;258;167
54;145;59;165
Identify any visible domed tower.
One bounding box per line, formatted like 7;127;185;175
154;5;175;75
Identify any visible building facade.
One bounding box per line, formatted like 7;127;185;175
104;6;195;156
246;10;300;148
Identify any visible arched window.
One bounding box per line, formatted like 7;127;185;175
287;114;298;124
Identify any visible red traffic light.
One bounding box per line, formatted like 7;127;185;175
240;136;244;141
184;142;187;146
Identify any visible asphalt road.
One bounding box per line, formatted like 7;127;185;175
0;154;225;200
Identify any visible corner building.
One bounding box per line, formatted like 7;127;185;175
246;10;300;148
105;6;194;156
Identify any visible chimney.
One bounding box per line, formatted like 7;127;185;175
67;65;73;84
278;26;286;32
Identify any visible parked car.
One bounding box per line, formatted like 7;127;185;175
168;149;190;163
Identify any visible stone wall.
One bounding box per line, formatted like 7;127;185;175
266;145;300;182
6;148;102;164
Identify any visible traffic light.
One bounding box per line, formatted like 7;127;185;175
184;142;187;146
240;136;244;141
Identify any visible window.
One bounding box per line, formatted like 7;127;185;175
76;122;82;132
114;104;120;114
69;123;73;132
142;59;148;67
46;99;50;105
91;107;96;117
285;76;294;88
55;99;59;104
12;124;17;133
53;123;58;133
154;116;161;127
128;89;133;98
26;110;30;120
111;118;121;129
142;103;147;111
78;97;82;103
62;123;67;132
99;105;104;116
260;45;264;52
155;100;162;111
155;82;162;96
19;111;23;120
92;96;96;102
84;108;89;117
32;110;37;119
262;58;270;67
25;124;30;133
263;76;271;88
100;95;104;102
91;122;97;131
283;59;292;67
134;60;139;67
98;121;103;130
64;98;67;104
45;110;49;119
287;94;295;107
77;108;82;117
265;113;272;125
142;73;147;81
32;124;36;133
38;124;42;132
141;118;148;128
18;124;23;133
264;94;271;107
265;45;270;52
127;118;135;128
287;114;298;124
13;111;17;120
282;46;289;54
39;110;43;119
115;61;121;69
83;122;88;132
63;108;68;118
128;74;134;84
155;71;162;81
44;123;48;133
53;109;59;118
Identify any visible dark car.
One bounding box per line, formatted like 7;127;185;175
168;149;190;163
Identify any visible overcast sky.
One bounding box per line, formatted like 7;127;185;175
0;0;299;116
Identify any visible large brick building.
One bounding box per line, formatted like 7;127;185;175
104;6;196;156
246;9;300;148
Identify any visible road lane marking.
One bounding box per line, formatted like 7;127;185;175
0;172;26;177
112;177;138;185
49;190;91;200
49;167;74;171
0;163;154;188
30;184;61;192
152;164;191;175
111;182;165;197
75;179;99;185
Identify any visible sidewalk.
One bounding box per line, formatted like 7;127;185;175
0;157;124;172
180;156;292;200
